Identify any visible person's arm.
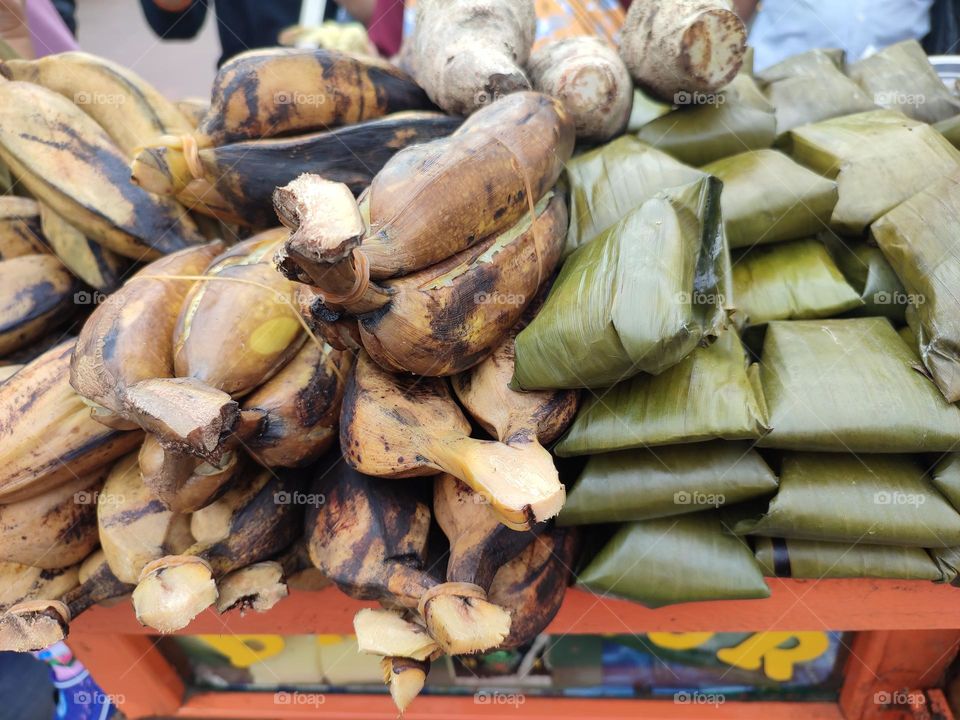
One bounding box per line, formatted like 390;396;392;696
733;0;759;22
0;0;32;57
138;0;208;40
338;0;378;24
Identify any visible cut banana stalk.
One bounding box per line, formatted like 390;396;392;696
216;561;288;614
354;608;440;661
382;656;430;716
342;352;565;529
139;434;241;512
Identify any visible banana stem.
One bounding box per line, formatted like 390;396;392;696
216;561;288;614
132;554;219;633
382;656;430;715
418;582;511;655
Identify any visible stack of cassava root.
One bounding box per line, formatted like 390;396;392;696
0;0;754;714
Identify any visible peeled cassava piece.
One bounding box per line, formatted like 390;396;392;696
277;176;567;377
133;469;304;632
702;150;838;249
754;538;946;581
70;241;224;425
405;0;535;115
0;197;46;259
848;40;960;124
38;203;127;292
732;239;863;325
820;232;907;322
559;442;778;526
637;72;775;166
731;453;960;548
240;339;352;468
757;318;960;452
872;171;960;402
0;469;103;569
578;513;769;607
527;37;632;141
0;254;77;356
514;175;729;390
306;459;436;608
138;433;241;513
0;81;203;260
758;49;876;136
785;110;960;234
563;136;705;258
557;331;767;455
618;0;746;101
342;352;564;529
427;475;535;654
0;340;141;503
132;112;460;227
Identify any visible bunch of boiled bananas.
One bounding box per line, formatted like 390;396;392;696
0;45;586;716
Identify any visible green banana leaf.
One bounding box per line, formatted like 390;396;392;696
784;109;960;234
556;331;768;455
702;149;837;249
930;547;960;586
934;113;960;148
754;537;945;580
625;89;672;133
564;136;704;257
636;74;776;167
756;48;847;83
759;50;876;136
558;441;778;526
872;171;960;403
820;231;907;322
732;453;960;547
931;455;960;512
513;175;730;390
732;238;862;325
757;318;960;452
578;512;771;608
848;40;960;124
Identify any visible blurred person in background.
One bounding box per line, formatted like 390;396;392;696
0;0;77;57
733;0;937;70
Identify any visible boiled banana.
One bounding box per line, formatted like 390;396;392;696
0;254;77;356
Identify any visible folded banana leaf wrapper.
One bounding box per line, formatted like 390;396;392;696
556;331;767;455
636;73;776;166
513;175;730;390
754;537;947;581
758;49;876;136
820;231;907;322
625;88;671;133
931;547;960;586
732;453;960;547
932;455;960;512
935;113;960;148
564;136;704;257
757;318;960;452
872;171;960;402
577;512;770;607
559;441;778;526
702;149;837;249
785;109;960;234
732;238;863;325
848;40;960;124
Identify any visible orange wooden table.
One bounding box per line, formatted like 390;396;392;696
68;581;960;720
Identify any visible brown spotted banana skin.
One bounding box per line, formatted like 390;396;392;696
39;203;127;292
0;562;80;613
306;459;436;607
0;254;78;356
0;81;204;260
0;197;47;259
0;339;143;503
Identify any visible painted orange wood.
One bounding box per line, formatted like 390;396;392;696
70;580;960;636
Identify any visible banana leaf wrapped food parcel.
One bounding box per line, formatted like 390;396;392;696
732;238;863;325
701;149;837;249
753;538;947;581
558;442;778;526
931;547;960;587
564;137;704;257
757;49;876;136
731;453;960;547
784;110;960;234
932;455;960;512
820;232;907;322
872;171;960;402
556;331;768;455
757;318;960;452
513;176;730;390
848;40;960;124
636;73;776;167
577;512;770;607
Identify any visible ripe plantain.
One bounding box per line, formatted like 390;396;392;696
0;254;78;356
133;468;304;632
0;469;105;569
0;562;80;614
0;364;22;383
341;352;565;529
0;52;194;158
39;203;127;291
276;175;567;376
0;340;142;503
0;197;47;259
241;339;352;468
70;241;224;428
0;80;204;260
132;112;461;228
139;433;242;513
